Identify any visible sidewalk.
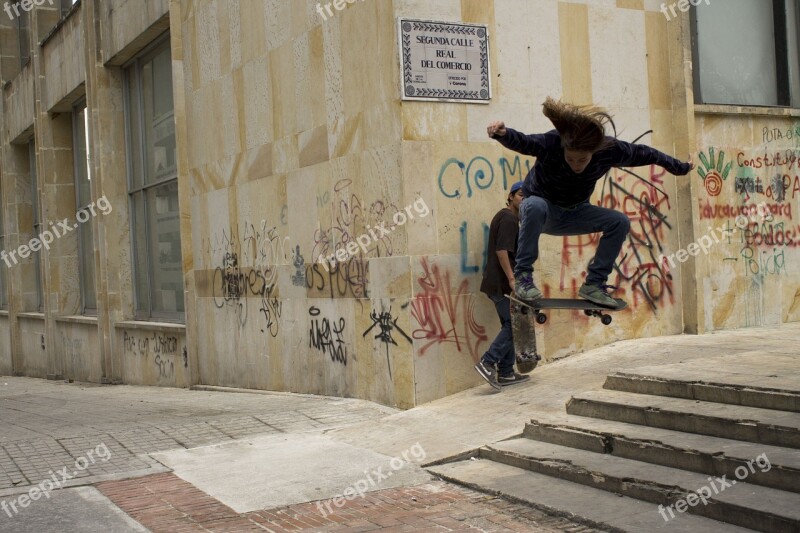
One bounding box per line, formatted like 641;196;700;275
0;323;797;532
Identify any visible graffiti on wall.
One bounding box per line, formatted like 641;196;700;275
122;330;184;380
697;148;732;197
313;178;402;264
362;305;412;379
304;254;369;299
698;136;800;280
460;221;489;274
205;220;291;333
438;154;532;199
409;257;487;361
309;306;348;366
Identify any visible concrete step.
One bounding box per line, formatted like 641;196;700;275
604;369;800;413
567;390;800;449
482;438;800;533
522;414;800;493
429;458;755;532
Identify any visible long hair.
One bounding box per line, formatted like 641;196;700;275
542;97;616;152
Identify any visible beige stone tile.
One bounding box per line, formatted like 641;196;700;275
298;125;330;168
269;41;297;139
363;101;401;151
401;142;438;257
264;0;292;51
559;2;592;104
241;58;274;151
589;9;648;111
272;134;299;175
369;256;412;299
244;143;274;183
394;0;461;19
617;0;644;10
402;103;468;142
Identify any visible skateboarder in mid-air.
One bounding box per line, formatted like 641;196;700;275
487;97;694;310
474;181;531;390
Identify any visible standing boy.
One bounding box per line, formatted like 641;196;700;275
487;98;694;309
474;181;530;390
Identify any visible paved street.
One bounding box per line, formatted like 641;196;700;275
0;377;603;532
3;323;798;531
0;379;394;493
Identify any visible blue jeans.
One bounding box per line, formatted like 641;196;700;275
514;196;630;286
481;294;515;376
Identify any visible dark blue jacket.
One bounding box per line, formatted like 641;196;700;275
494;128;691;207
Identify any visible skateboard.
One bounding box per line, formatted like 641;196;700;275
508;295;627;373
510;295;627;325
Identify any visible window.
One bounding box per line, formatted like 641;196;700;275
124;37;184;320
60;0;78;18
692;0;800;107
29;142;43;311
0;181;7;310
74;101;96;314
18;2;30;67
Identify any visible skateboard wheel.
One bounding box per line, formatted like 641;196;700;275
601;314;612;325
535;313;547;324
516;354;539;373
583;310;592;317
520;306;529;315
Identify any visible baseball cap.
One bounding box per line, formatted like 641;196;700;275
510;181;525;194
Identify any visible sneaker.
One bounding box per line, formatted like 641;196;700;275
474;359;501;391
498;372;531;386
578;282;626;309
514;271;543;301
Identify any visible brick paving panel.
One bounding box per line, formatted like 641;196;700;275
58;435;156;475
206;416;282;439
107;426;184;455
0;446;28;488
1;439;74;488
98;474;609;533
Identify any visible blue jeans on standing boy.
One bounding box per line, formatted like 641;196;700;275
513;196;630;286
480;294;515;376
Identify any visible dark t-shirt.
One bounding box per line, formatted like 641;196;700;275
480;208;518;297
495;129;692;207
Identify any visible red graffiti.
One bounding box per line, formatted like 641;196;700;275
410;258;487;361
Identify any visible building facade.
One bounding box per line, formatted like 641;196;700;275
1;0;798;408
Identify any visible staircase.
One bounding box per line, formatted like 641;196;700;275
429;368;800;532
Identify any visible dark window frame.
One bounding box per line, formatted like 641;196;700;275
0;174;7;310
692;0;799;108
28;141;43;312
17;2;31;68
123;33;184;323
73;98;97;315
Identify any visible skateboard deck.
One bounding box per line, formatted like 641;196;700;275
508;298;542;373
508;295;626;326
508;295;626;373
